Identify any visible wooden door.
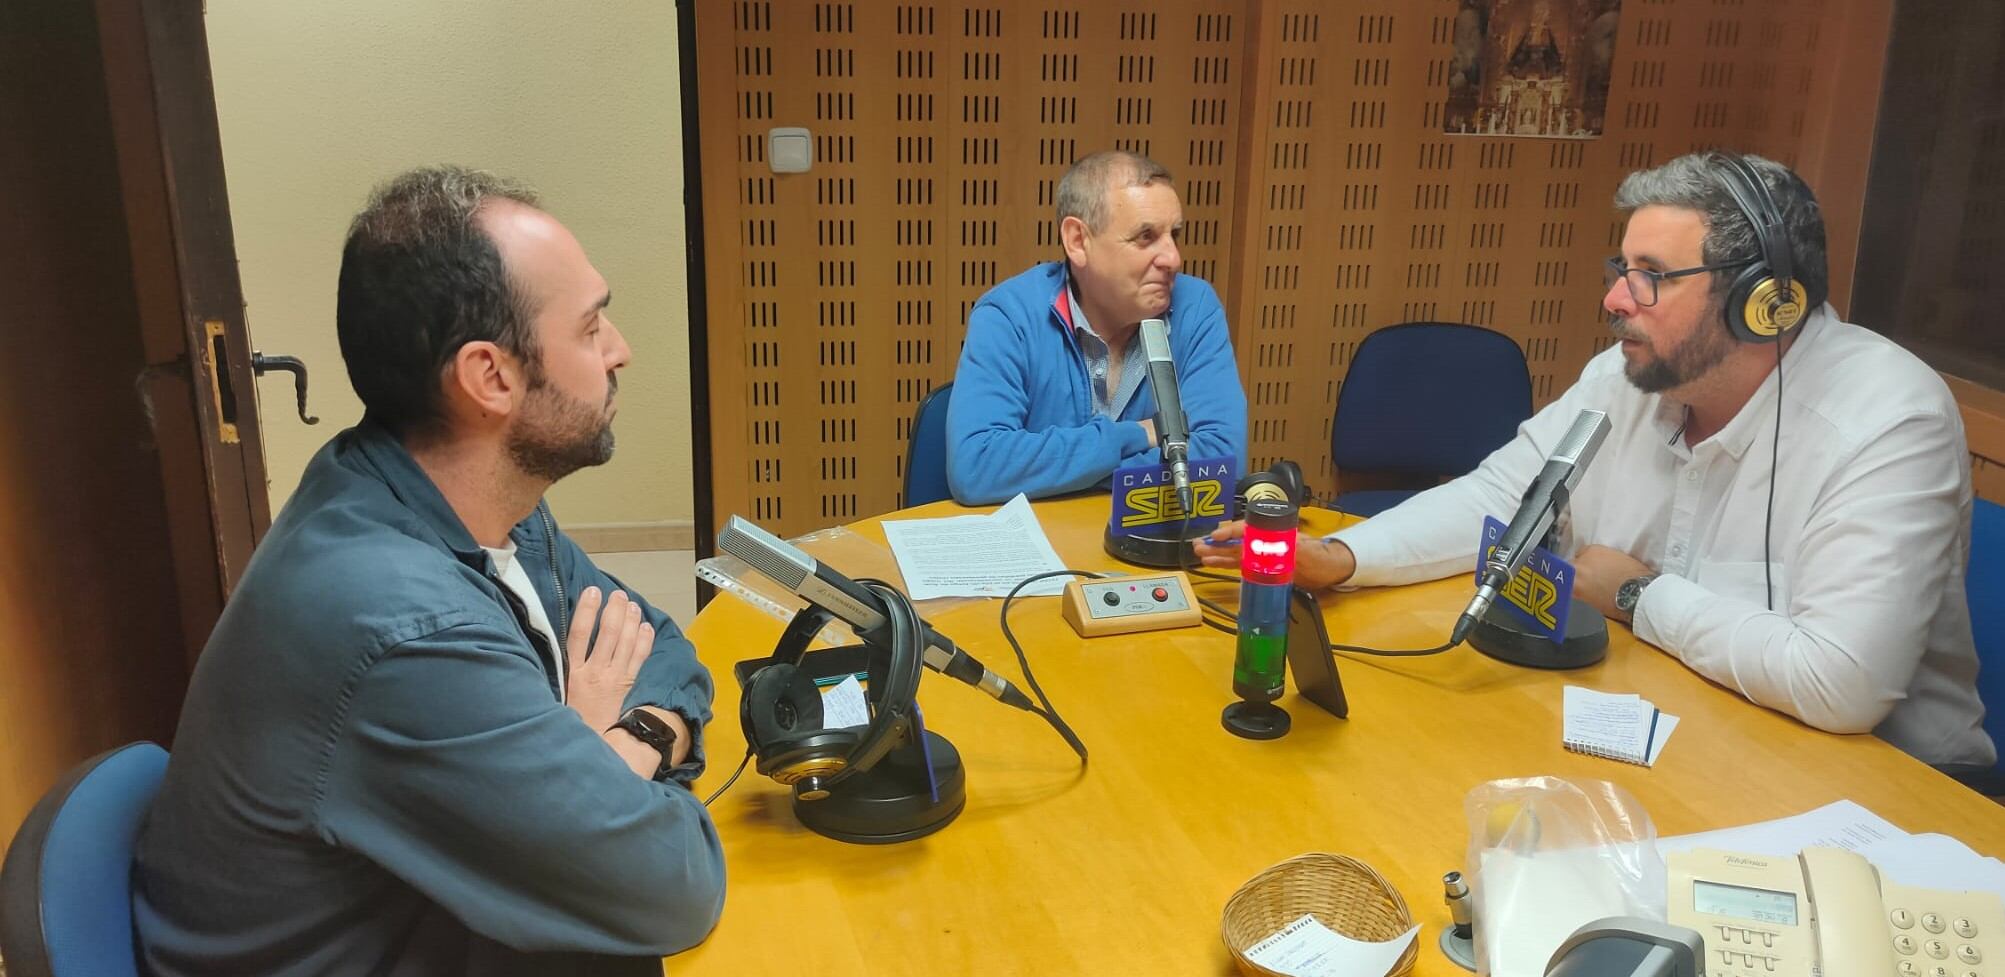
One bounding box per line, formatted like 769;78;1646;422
98;0;274;664
0;0;269;850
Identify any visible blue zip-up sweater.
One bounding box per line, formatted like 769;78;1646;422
946;262;1248;504
134;422;724;977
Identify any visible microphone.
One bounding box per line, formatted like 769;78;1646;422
1450;409;1612;646
1138;318;1194;518
716;516;1038;711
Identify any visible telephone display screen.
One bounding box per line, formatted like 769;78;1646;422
1693;879;1799;925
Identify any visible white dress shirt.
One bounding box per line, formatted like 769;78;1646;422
1331;306;1993;766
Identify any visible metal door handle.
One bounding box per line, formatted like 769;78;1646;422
251;352;319;425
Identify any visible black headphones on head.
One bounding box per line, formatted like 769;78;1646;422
737;580;923;800
1713;152;1821;344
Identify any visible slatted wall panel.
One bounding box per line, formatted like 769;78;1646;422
698;0;1878;537
697;1;1248;537
1231;0;1867;493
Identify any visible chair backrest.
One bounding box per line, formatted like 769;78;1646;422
904;381;954;507
1331;322;1533;477
1970;498;2005;754
0;742;169;977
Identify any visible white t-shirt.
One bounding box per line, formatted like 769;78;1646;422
486;541;565;699
1331;306;1991;766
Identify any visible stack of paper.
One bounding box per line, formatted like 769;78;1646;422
1561;686;1679;766
881;494;1070;599
1659;799;2005;903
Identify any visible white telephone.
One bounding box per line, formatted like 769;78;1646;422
1667;846;2005;977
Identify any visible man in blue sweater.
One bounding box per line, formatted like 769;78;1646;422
946;150;1247;504
134;167;724;976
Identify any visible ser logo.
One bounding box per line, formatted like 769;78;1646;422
1483;544;1559;628
1119;479;1226;527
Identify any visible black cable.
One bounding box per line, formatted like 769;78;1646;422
998;570;1093;763
1172;511;1258;629
1174;504;1456;658
701;749;753;807
1330;637;1458;658
1188;582;1458;658
1765;335;1783;612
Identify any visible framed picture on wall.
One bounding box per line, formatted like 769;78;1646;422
1444;0;1623;138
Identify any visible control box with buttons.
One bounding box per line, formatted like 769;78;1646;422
1060;572;1201;637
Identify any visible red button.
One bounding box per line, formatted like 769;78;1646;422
1152;587;1169;601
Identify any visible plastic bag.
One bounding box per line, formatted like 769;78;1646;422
1462;776;1665;977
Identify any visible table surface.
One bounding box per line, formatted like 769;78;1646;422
678;495;2005;976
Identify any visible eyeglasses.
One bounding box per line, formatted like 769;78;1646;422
1603;255;1751;307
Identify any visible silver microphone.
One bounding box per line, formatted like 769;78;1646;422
717;516;1036;710
1452;409;1612;644
1138;318;1193;515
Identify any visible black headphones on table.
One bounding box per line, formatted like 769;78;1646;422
1714;152;1822;343
737;579;923;800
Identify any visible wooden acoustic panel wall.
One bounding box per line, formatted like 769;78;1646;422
697;0;1886;537
1231;0;1878;488
697;1;1248;538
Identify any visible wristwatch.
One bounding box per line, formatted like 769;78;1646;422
612;708;680;782
1614;574;1659;619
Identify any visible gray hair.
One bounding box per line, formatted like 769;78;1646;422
1055;150;1173;232
1613;152;1828;308
336;165;544;436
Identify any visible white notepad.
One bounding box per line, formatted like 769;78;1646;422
1561;686;1679;766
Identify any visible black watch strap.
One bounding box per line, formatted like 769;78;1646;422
613;709;679;782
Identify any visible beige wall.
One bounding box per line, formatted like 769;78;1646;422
205;1;694;528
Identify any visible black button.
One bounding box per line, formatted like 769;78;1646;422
1102;591;1121;607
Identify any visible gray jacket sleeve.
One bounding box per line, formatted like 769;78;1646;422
314;619;726;956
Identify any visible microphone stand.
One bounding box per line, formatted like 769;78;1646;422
1106;318;1214;568
1461;522;1610;670
732;604;968;843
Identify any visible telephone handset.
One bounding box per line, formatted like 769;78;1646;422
1668;846;2005;977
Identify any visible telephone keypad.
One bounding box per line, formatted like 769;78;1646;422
1884;882;2005;977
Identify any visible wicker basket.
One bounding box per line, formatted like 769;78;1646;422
1220;853;1419;977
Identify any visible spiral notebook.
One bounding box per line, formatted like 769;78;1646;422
1562;686;1679;766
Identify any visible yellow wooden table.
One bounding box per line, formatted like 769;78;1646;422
679;495;2005;976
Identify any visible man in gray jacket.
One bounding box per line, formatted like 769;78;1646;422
134;166;725;976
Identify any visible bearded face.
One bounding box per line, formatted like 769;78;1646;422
507;365;617;481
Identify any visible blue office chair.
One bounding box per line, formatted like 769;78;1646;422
1968;498;2005;784
1330;322;1533;516
904;381;954;507
0;742;169;977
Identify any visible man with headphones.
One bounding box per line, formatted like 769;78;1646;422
1199;152;1993;768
